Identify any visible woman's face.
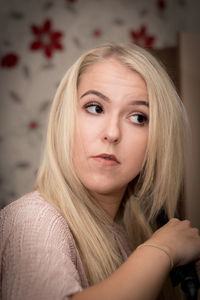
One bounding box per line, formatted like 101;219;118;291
73;57;149;201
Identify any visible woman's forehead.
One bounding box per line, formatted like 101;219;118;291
77;60;148;108
79;57;146;87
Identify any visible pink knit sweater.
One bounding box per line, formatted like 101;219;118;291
0;191;131;299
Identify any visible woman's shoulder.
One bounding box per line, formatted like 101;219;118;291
0;190;75;255
1;190;58;218
0;190;65;226
0;191;86;297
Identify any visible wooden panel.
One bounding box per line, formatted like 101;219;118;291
179;32;200;230
150;47;180;91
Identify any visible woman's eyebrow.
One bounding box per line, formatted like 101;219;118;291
80;89;149;107
129;100;149;107
80;90;110;102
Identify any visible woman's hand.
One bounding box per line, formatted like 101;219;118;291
147;218;200;267
72;219;200;300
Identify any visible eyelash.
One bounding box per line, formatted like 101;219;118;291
83;102;148;126
84;102;104;114
129;113;148;126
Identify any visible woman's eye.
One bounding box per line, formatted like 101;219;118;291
130;114;148;125
84;103;103;114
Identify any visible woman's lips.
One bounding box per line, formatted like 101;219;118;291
92;153;120;166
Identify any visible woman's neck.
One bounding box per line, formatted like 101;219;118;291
90;188;126;219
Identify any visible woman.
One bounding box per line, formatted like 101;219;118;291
0;43;200;300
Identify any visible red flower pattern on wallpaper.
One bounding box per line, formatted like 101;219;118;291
130;25;155;49
93;29;102;37
1;53;19;68
157;0;167;11
28;121;39;130
30;19;63;59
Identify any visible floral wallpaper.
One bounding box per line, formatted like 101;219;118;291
0;0;199;208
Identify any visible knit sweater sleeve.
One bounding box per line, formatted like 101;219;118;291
0;192;83;300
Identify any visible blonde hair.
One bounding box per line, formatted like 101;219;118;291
36;43;186;298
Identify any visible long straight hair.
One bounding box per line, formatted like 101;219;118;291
36;43;186;298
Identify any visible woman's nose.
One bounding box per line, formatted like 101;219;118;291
102;116;121;144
